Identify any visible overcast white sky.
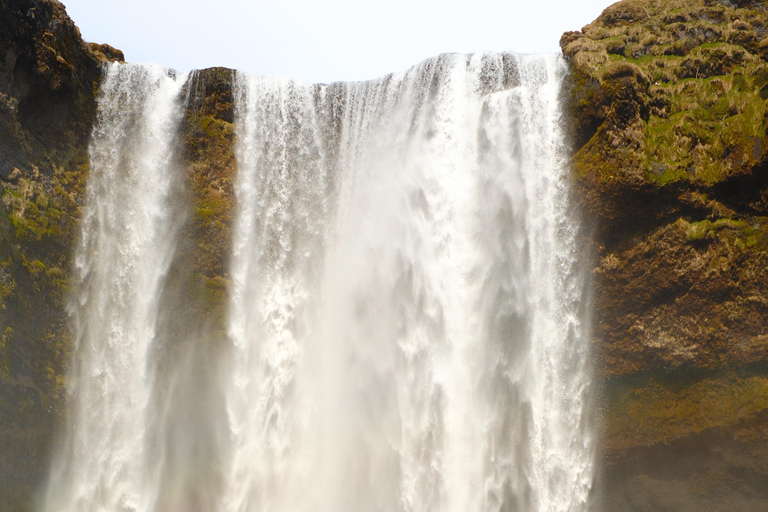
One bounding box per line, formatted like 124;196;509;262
62;0;613;84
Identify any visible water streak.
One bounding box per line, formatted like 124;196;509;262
43;62;188;512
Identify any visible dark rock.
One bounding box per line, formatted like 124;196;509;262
0;0;123;508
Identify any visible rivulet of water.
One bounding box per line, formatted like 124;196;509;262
43;62;188;512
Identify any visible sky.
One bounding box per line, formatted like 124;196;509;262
62;0;614;84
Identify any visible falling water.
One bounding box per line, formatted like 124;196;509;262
43;63;188;512
224;52;594;512
43;52;594;512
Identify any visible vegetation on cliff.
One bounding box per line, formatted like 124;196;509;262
562;0;768;507
0;0;122;508
0;3;239;508
182;68;236;336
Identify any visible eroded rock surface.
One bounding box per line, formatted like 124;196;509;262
562;0;768;508
0;0;122;508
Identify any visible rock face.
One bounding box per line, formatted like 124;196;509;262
562;0;768;509
182;67;236;335
0;1;123;508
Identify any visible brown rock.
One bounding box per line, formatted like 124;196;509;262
562;0;768;508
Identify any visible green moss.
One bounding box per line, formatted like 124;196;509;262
606;373;768;450
203;275;229;309
642;69;767;184
682;217;753;242
25;259;45;276
193;114;233;140
0;257;14;310
568;0;768;189
686;219;712;240
195;206;215;222
744;218;768;248
0;327;12;376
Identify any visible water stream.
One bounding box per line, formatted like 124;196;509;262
43;62;189;512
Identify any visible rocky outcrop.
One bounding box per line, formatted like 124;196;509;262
0;0;122;508
562;0;768;509
182;67;236;336
0;0;123;177
0;2;239;508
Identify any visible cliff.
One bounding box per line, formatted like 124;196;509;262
562;0;768;508
0;0;124;508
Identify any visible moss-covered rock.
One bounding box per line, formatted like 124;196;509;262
563;0;768;221
181;67;236;337
0;0;122;508
563;0;768;508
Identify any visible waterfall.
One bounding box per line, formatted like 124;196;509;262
43;62;189;512
43;52;594;512
223;52;594;512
